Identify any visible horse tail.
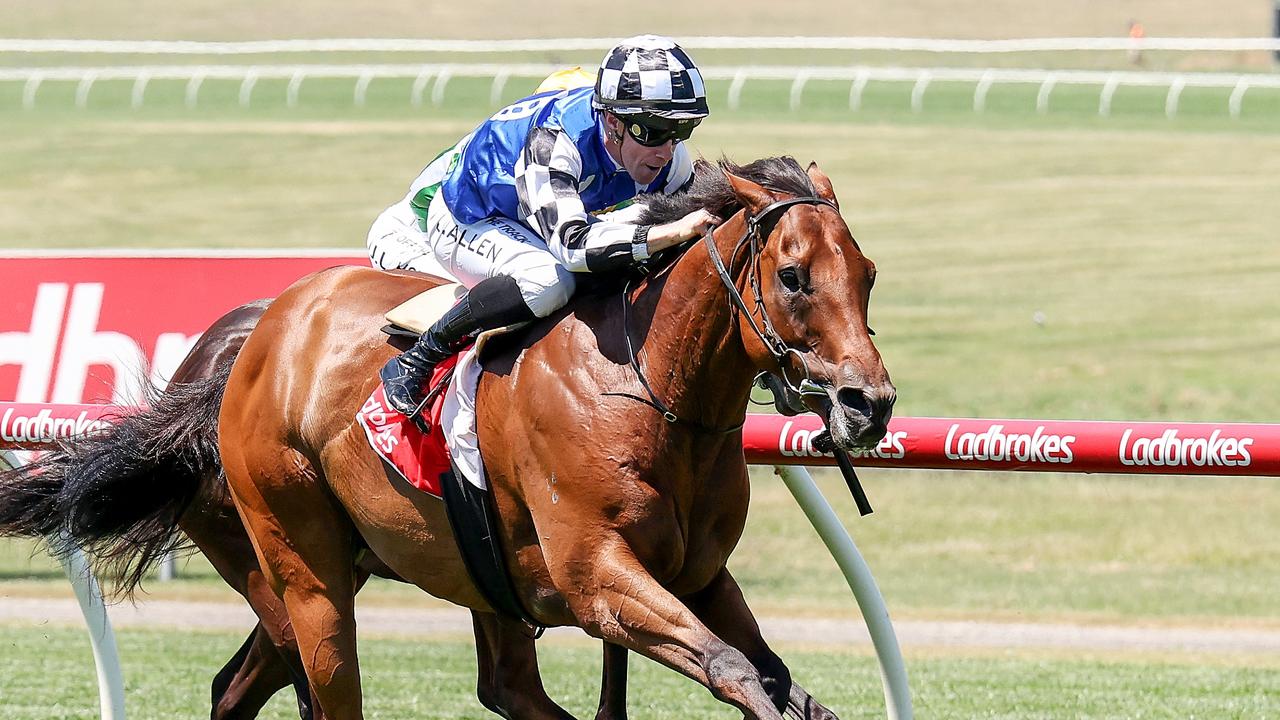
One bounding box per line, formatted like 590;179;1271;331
0;359;233;597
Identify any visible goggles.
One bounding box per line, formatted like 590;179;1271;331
620;115;701;147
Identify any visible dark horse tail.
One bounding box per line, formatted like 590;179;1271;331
0;360;232;596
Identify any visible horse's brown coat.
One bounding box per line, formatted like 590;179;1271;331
219;163;894;719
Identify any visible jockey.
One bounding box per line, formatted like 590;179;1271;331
368;35;721;418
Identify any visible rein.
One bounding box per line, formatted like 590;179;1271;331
606;195;836;432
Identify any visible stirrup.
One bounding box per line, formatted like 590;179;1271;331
380;358;435;432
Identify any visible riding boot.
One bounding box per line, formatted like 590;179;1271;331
381;275;536;418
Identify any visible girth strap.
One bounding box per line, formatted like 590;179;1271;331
439;463;545;636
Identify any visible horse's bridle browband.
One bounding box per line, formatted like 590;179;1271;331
608;195;838;432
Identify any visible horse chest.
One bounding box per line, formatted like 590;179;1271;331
625;458;751;593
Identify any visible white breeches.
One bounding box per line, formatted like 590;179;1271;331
367;194;575;319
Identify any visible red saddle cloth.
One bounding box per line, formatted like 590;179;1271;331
355;354;461;498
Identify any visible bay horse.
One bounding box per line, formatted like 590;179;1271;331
217;156;894;719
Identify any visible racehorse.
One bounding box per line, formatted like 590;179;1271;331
0;156;892;719
216;156;894;719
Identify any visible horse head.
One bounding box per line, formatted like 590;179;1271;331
721;160;896;452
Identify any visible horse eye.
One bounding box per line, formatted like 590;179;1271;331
777;267;802;292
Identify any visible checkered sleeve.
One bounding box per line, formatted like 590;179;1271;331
515;127;647;273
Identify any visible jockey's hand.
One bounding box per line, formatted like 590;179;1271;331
647;209;723;254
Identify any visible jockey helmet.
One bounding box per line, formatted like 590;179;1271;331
593;35;709;121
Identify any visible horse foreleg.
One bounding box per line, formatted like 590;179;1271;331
546;542;783;720
685;568;839;720
471;611;576;720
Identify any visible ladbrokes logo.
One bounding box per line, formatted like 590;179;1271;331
1119;428;1252;468
944;423;1075;464
0;407;112;443
0;282;199;404
777;419;907;460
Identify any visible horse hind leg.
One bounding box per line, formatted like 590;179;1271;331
211;625;315;720
222;442;364;719
596;642;629;720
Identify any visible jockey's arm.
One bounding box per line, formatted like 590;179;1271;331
516;129;715;272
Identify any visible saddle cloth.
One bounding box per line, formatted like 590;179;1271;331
355;283;490;497
355;354;460;498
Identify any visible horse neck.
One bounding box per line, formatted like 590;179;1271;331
634;212;757;430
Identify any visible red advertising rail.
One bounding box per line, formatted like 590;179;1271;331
4;403;1279;476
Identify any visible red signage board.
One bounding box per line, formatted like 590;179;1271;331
0;252;362;404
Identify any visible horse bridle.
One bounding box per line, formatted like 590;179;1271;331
610;195;838;432
704;195;841;401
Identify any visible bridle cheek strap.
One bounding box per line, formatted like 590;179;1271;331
703;196;839;398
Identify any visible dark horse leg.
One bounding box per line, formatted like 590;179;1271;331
210;626;312;720
473;612;577;720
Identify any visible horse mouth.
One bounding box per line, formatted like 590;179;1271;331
818;386;890;453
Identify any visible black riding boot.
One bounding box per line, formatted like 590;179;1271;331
381;275;536;418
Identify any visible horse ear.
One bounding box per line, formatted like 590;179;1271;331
724;170;776;215
806;162;839;209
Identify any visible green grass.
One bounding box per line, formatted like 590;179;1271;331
1;624;1277;720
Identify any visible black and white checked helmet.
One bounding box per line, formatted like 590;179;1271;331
593;35;709;119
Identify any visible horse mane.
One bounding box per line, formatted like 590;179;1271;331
637;156;819;226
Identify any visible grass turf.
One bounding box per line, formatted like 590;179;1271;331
1;624;1277;720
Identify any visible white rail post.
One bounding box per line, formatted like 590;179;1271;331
849;68;870;112
1;450;126;720
1035;74;1057;115
431;67;453;108
130;71;150;110
354;69;374;108
1228;78;1250;118
238;71;259;108
410;67;434;108
75;70;99;110
788;70;811;112
22;72;44;111
910;70;932;113
727;69;748;111
775;465;912;720
184;73;205;109
489;69;511;107
286;69;306;108
1165;77;1186;119
1099;73;1121;116
973;70;994;113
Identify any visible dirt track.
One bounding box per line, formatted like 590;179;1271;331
4;597;1280;656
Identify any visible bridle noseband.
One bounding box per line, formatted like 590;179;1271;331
610;195;838;432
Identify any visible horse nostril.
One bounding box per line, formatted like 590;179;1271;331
836;387;872;418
